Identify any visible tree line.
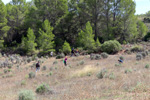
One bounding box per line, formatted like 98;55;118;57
0;0;148;55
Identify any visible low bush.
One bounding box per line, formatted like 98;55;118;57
120;56;124;60
141;52;147;58
97;69;107;79
125;69;132;74
145;64;150;69
131;45;143;52
36;83;52;94
53;61;58;65
56;53;65;59
18;90;35;100
29;72;35;79
101;52;109;59
101;40;122;54
42;66;47;70
136;53;142;61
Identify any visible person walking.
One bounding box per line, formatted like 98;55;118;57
63;56;67;66
36;61;40;72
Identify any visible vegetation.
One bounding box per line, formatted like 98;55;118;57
18;90;35;100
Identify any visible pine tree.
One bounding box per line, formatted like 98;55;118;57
78;21;96;50
95;38;101;51
21;28;37;54
62;41;71;54
38;19;55;53
0;0;10;48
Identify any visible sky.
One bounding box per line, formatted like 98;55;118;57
2;0;150;15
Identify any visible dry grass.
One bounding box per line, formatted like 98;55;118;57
71;65;98;78
1;50;150;100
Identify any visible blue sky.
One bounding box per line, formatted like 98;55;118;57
2;0;150;15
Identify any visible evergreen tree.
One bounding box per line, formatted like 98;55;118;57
78;21;96;50
21;28;37;54
62;40;71;54
95;38;101;51
0;0;10;48
38;19;55;53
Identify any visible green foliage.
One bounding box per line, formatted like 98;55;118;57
56;53;65;59
62;41;71;55
18;90;35;100
95;38;101;52
144;32;150;41
29;72;35;79
97;69;107;79
145;64;150;69
120;56;124;61
38;20;55;54
90;54;101;60
101;52;109;59
21;28;37;55
42;66;47;70
136;53;142;61
36;83;50;94
77;21;96;51
101;40;122;54
125;69;132;74
131;45;143;52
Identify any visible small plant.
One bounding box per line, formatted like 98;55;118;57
101;52;109;59
97;69;107;79
21;80;26;86
141;52;146;58
49;72;53;76
95;54;101;60
120;56;124;61
115;63;122;67
36;83;51;94
7;64;12;69
136;53;142;61
131;45;143;52
145;50;149;55
145;64;150;69
53;61;58;65
27;58;32;63
8;69;12;72
56;53;65;59
125;69;132;74
109;73;115;80
79;60;84;65
42;66;47;70
96;63;99;66
18;90;35;100
4;69;8;73
29;72;35;79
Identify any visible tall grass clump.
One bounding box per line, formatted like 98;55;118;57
36;83;52;94
29;72;35;79
18;90;35;100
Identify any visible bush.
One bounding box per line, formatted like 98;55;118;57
109;73;115;80
101;40;122;54
136;53;142;60
131;45;143;52
53;61;58;65
79;60;84;65
56;53;65;59
145;64;150;69
21;80;26;85
36;83;51;94
29;72;35;79
4;69;8;73
120;56;124;60
18;90;35;100
27;58;32;63
125;69;132;74
144;32;150;41
145;50;149;55
95;54;101;60
141;52;147;58
101;52;109;59
90;54;101;60
97;69;107;79
62;41;71;55
42;66;47;70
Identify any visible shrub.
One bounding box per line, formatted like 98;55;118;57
145;64;150;69
144;32;150;41
131;45;143;52
145;50;149;55
7;64;12;69
97;69;107;79
141;52;146;58
27;58;32;63
95;54;101;60
62;41;71;55
90;54;96;60
4;69;8;73
53;61;58;65
101;52;109;59
79;60;84;65
56;53;65;59
109;73;115;80
42;66;47;70
21;80;26;85
125;69;132;74
8;69;12;72
18;90;35;100
36;83;51;94
49;72;53;76
29;72;35;79
120;56;124;60
136;53;142;60
101;40;122;54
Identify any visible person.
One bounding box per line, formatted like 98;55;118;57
50;51;53;57
118;59;123;63
36;61;40;72
71;48;75;56
63;56;67;66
